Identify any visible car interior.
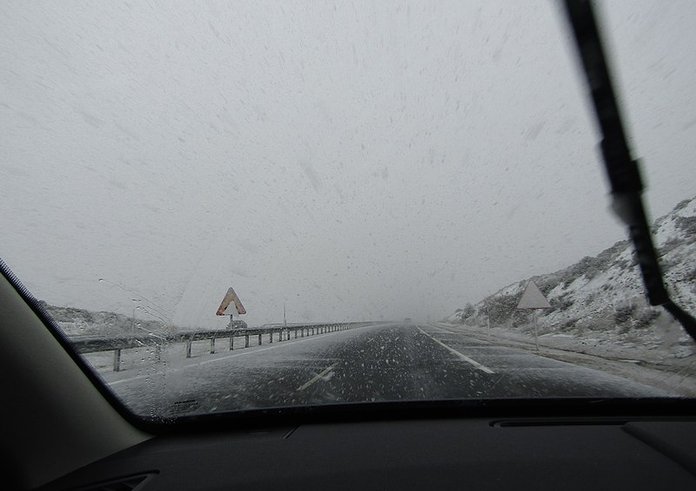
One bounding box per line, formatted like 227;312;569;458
2;1;696;490
2;270;696;490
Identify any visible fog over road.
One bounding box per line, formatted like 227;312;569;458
103;323;669;417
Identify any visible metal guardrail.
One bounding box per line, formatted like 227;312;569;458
69;322;369;372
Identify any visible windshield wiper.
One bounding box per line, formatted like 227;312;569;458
562;0;696;342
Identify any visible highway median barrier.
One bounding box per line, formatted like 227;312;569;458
69;322;371;372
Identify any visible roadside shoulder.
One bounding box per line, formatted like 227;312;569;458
434;322;696;397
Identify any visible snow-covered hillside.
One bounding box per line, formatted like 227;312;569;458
447;196;696;352
39;301;174;337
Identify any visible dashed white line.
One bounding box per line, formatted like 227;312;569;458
417;327;495;374
296;364;336;391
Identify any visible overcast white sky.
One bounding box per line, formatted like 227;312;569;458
2;1;695;328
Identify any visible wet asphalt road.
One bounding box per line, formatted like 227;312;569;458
106;322;666;417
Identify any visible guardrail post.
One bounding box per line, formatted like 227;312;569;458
73;324;373;371
113;349;121;372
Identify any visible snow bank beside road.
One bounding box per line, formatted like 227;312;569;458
445;195;696;395
434;321;696;397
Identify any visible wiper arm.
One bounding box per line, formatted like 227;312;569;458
561;0;696;342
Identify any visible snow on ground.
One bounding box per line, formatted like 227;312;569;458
93;323;388;416
82;334;267;373
445;195;696;394
433;321;696;397
87;323;383;382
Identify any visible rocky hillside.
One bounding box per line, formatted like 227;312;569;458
448;196;696;343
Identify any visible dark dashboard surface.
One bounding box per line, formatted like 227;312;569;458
41;418;696;490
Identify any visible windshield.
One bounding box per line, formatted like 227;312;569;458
2;0;696;420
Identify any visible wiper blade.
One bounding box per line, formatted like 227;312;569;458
561;0;696;342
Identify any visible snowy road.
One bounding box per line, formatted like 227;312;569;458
102;322;669;417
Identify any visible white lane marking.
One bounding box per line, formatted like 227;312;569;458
199;342;297;365
427;325;457;334
426;323;492;346
106;324;379;386
109;374;149;386
417;327;495;374
296;364;336;391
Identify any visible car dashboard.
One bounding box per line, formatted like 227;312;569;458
37;415;696;490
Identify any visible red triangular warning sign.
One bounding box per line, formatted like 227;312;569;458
216;287;246;315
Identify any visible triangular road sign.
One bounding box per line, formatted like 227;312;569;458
516;280;552;310
216;287;247;315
